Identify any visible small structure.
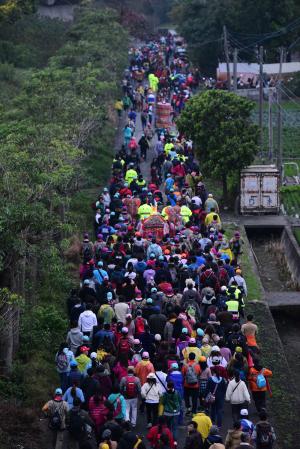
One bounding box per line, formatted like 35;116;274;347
142;214;167;240
240;165;280;215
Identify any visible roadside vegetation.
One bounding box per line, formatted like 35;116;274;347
0;5;128;447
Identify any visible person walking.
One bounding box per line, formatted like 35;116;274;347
120;366;141;428
182;353;201;415
42;388;69;449
141;372;161;428
184;421;204;449
251;410;276;449
205;366;227;428
225;370;251;423
248;361;272;412
161;381;181;440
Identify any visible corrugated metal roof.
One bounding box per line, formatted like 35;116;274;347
218;62;300;75
241;165;279;174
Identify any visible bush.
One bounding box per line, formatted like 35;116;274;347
0;63;16;82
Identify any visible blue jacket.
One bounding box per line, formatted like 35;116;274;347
167;371;184;395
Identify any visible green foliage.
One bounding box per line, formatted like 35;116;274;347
0;0;36;23
171;0;299;74
280;185;300;216
176;90;259;197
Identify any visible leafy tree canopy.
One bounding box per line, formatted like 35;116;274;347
176;90;259;199
171;0;299;74
0;0;36;23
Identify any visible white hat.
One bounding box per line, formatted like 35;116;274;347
240;409;249;416
147;373;156;379
155;334;162;341
211;345;220;352
90;352;97;359
121;327;128;334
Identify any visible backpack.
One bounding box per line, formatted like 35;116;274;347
164;300;174;315
56;353;69;371
135;317;145;335
185;302;197;318
118;338;130;354
68;409;85;440
49;402;63;431
256;370;267;389
111;394;122;417
82;242;93;260
256;422;273;447
185;363;198;385
124;376;137;399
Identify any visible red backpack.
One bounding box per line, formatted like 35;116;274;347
135;317;145;335
124;375;137;399
118;337;130;354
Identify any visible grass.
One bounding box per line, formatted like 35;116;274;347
280;185;300;217
293;227;300;246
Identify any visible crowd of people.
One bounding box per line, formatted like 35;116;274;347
42;33;276;449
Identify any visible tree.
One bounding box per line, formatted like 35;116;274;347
171;0;298;74
0;0;36;23
176;90;259;201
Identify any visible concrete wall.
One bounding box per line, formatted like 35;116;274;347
281;225;300;286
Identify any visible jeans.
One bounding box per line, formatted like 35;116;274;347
184;387;198;414
146;402;159;425
210;399;224;427
252;391;266;412
126;398;138;426
165;415;179;440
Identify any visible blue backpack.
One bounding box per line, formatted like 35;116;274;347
256;370;266;389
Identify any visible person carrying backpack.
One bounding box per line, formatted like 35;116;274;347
134;311;147;337
108;385;127;423
181;353;201;415
161;381;181;439
248;361;272;412
55;344;73;393
42;388;69;449
117;327;133;358
120;366;141;427
67;397;94;445
251;410;276;449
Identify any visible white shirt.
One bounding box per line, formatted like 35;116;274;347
78;310;97;332
114;302;130;324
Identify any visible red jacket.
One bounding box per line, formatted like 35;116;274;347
147;424;175;449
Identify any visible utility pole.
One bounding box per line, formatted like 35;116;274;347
259;45;264;155
268;88;274;160
233;48;238;92
223;25;231;91
277;47;285;184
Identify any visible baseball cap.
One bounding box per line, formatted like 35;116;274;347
90;352;97;359
182;327;188;334
155;334;161;341
171;363;179;370
146;298;153;304
142;351;149;358
197;328;204;336
98;261;103;267
211;345;220;352
83;279;90;285
199;356;207;362
70;360;78;367
121;327;128;334
80;346;89;352
133;339;140;345
189;337;196;344
55;388;62;395
240;409;248;416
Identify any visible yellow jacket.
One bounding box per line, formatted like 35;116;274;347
192;412;212;440
180;205;192;223
125;169;138;184
205;212;221;227
138;204;152;219
182;346;202;362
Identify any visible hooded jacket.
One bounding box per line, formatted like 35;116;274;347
78;310;97;332
67;328;83;354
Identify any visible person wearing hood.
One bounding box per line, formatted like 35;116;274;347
226;370;250;423
135;351;155;385
204;366;227;428
161;381;181;439
78;303;97;335
182;338;202;362
67;322;84;355
192;409;212;442
207;346;228;369
225;421;243;449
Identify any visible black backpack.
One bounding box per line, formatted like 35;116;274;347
49;403;63;431
68;409;86;440
82;242;93;261
256;422;274;448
